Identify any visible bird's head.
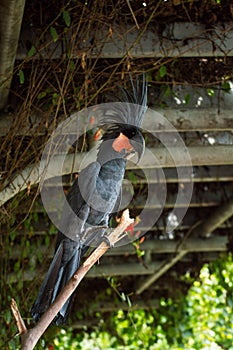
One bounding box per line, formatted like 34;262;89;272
101;124;145;164
97;73;147;164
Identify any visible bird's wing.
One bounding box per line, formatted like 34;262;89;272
58;161;101;242
67;161;101;212
112;186;122;214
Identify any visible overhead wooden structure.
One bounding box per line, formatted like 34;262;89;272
0;0;233;322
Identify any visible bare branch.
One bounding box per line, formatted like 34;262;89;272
11;299;27;334
11;209;134;350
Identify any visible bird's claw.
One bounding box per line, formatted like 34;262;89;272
102;235;114;248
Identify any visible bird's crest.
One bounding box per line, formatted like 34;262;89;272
101;73;148;132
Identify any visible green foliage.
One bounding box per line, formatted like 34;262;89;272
184;93;190;104
50;26;59;42
36;87;60;109
27;253;233;350
2;199;233;350
18;70;25;85
183;255;233;350
27;45;37;57
159;65;167;78
63;10;71;27
207;88;215;97
174;254;233;349
0;205;56;350
222;81;231;93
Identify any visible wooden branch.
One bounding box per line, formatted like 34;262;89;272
11;210;134;350
11;299;27;334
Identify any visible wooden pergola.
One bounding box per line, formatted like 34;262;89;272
0;0;233;324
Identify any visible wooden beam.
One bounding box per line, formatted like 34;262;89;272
7;262;164;282
0;108;232;136
192;196;233;238
87;261;165;277
135;251;187;295
134;166;233;184
142;145;233;168
7;250;224;283
143;108;233;132
1;145;232;206
134;201;231;293
17;23;233;59
5;220;232;241
108;235;228;255
7;250;220;284
33;166;233;186
8;235;228;260
10;181;231;213
72;299;160;314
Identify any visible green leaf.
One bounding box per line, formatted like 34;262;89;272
50;26;59;42
128;170;137;183
10;230;16;242
70;60;75;72
19;70;25;84
159;65;167;78
63;10;71;27
184;93;190;104
37;91;47;100
222;81;231;93
207;88;215;96
5;309;12;324
28;45;36;57
52;92;58;105
45;235;50;247
164;85;171;97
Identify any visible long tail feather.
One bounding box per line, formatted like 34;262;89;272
31;239;82;325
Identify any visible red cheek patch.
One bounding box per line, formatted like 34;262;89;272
112;133;133;153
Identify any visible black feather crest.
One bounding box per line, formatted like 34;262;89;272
102;73;148;131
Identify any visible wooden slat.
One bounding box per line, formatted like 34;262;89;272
1;108;232;136
143;108;233;132
135;251;187;295
7;249;226;283
1;145;232;206
17;23;233;59
6;235;228;260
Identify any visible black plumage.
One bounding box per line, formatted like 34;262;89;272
31;75;148;325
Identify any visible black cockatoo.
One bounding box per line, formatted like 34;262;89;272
31;75;148;325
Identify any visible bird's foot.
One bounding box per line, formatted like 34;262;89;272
101;235;114;248
81;225;107;246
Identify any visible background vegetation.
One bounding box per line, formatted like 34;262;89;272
4;253;233;349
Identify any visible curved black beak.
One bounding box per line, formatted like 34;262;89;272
130;130;145;164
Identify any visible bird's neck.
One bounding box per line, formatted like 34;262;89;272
100;156;126;175
96;142;126;181
97;142;121;164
